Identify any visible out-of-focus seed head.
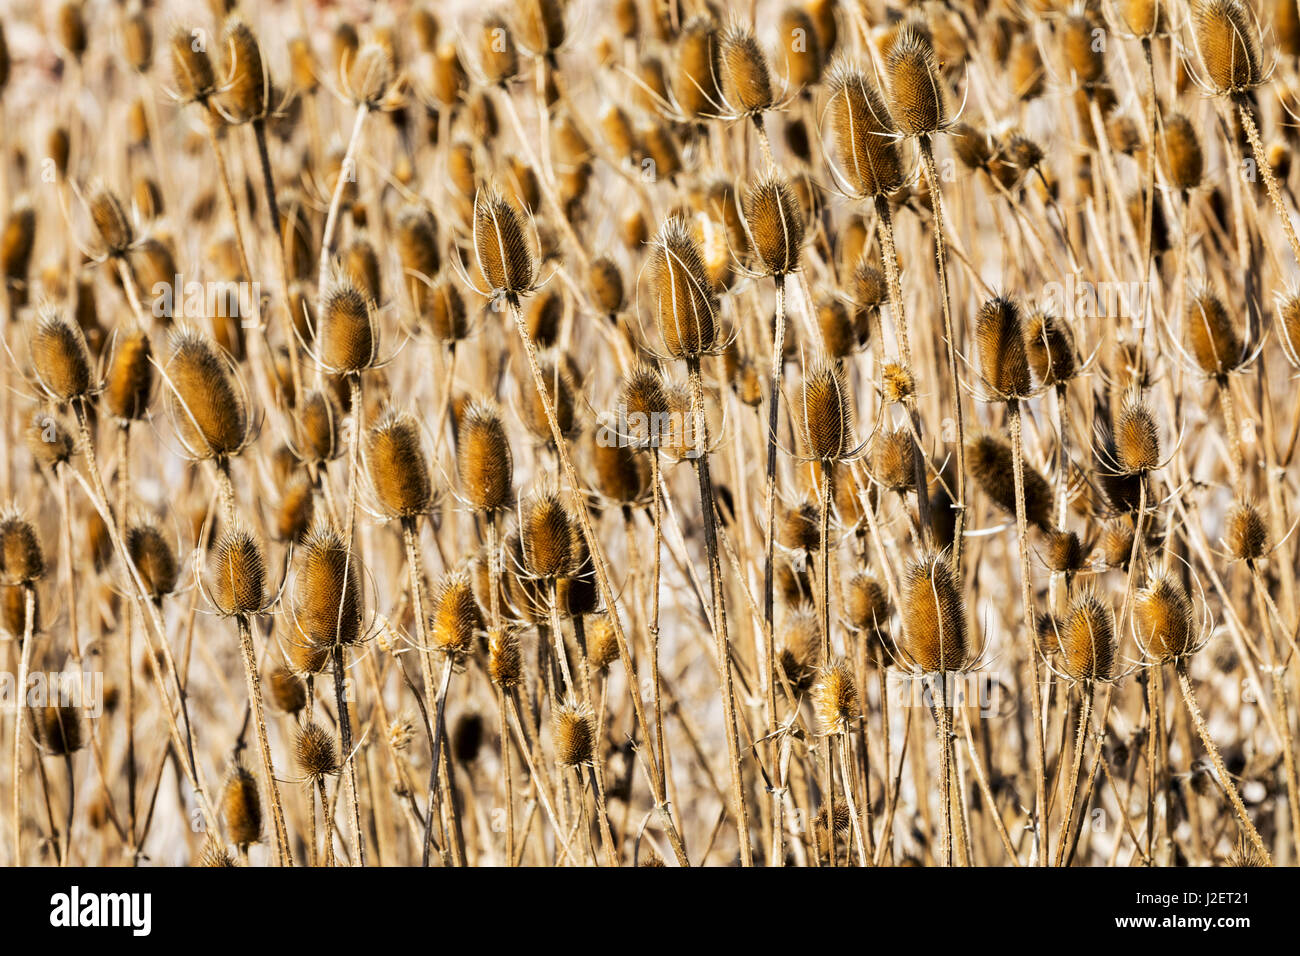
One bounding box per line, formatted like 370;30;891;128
516;0;566;56
1055;591;1116;681
1043;529;1086;574
293;522;364;648
474;189;536;298
222;765;262;847
30;306;92;401
586;612;620;672
127;523;178;601
1136;573;1196;661
268;665;307;715
347;42;394;108
26;412;74;471
650;216;719;358
800;360;856;461
276;474;315;543
814;661;859;734
207;526;267;617
1193;0;1262;95
882;362;915;405
1010;32;1045;101
589;256;624;315
967;433;1052;530
781;7;823;89
0;513;44;587
674;17;722;118
366;409;432;519
1162;114;1205;191
1186;290;1244;377
488;628;523;687
32;705;83;756
1061;14;1106;88
165;330;249;459
779;498;820;553
975;295;1032;399
1;201;36;290
553;702;595;766
826;60;904;198
458;400;513;513
590;430;649;505
719;22;774;115
845;570;889;634
744;173;804;276
1024;311;1077;387
218;19;267;123
171;26;216;103
480;15;520;85
522;355;578;440
1225;500;1268;560
871;428;916;493
1120;0;1160;37
88;188;134;257
297;390;342;464
105;328;153;420
899;552;968;672
885;25;947;135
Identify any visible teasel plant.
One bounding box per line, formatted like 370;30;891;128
1;511;43;864
199;524;292;866
470;186;689;865
294;720;340;867
29;703;84;866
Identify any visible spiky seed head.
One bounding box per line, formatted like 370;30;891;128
619;365;670;449
127;523;178;600
1186;290;1244;378
480;15;519;85
33;705;83;756
458;400;513;513
218;19;267;122
872;428;916;493
975;295;1032;399
520;490;577;579
966;434;1052;530
826;61;904;198
1102;518;1137;568
343;234;382;305
780;603;822;689
1161;114;1205;191
553;702;595;766
0;512;44;586
208;527;266;617
845;571;889;633
1055;591;1116;681
1194;0;1261;95
1136;573;1196;661
1113;392;1161;474
366;410;432;519
166;330;248;459
30;307;92;401
800;361;855;461
522;355;577;440
105;328;153;420
171;26;216;102
1024;311;1076;387
276;474;315;543
950;122;994;170
222;765;262;847
885;26;946;135
268;666;307;715
423;279;466;344
650;216;718;358
488;628;523;687
719;23;774;115
294;523;363;648
882;363;915;405
1225;501;1268;560
87;187;134;257
816;298;856;359
779;498;820;553
432;571;483;657
318;275;377;373
899;552;968;673
1061;14;1105;88
1226;835;1271;867
474;189;536;297
298;390;342;464
674;17;722;118
1;583;37;638
294;721;339;781
25;412;74;470
586;613;620;672
1043;529;1086;574
744;173;804;276
814;661;859;735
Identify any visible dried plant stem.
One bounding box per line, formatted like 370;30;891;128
495;685;515;865
931;675;954;866
318;105;368;298
252;117;303;405
837;734;868;866
648;452;666;780
1216;378;1245;493
235;615;292;865
1008;401;1049;862
1238;101;1300;271
1175;659;1271;864
1247;563;1300;854
331;642;365;866
318;777;336;866
1054;685;1093;867
10;586;34;864
202;110;259;331
506;294;689;866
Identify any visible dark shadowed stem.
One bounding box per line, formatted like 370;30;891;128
1055;685;1093;867
649;453;666;779
819;459;836;866
1009;401;1048;862
1175;660;1271;864
420;657;454;867
763;277;786;866
116;425;138;850
495;685;515;865
331;642;365;866
236;615;292;865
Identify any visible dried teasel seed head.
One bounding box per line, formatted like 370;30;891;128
295;721;339;780
1120;0;1160;37
1056;591;1116;682
1193;0;1262;95
674;17;722;119
899;552;968;673
589;256;625;315
348;42;394;108
619;364;670;449
590;431;649;505
480;15;520;85
1112;392;1161;474
425;278;469;344
32;705;83;756
366;409;432;519
813;661;859;735
650;216;718;357
1101;518;1138;568
218;19;267;123
516;0;567;56
57;1;86;60
1;583;38;638
552;702;595;766
488;628;523;687
975;295;1031;399
432;570;483;657
743;173;804;276
1135;573;1196;661
318;273;377;373
171;26;216;103
586;613;620;672
1161;114;1205;191
222;765;262;847
1042;529;1086;574
520;489;577;579
165;329;248;459
881;363;915;405
800;360;856;461
1224;501;1268;561
826;60;904;198
950;122;994;170
297;389;342;464
276;474;315;543
127;523;178;600
0;513;44;586
871;428;916;493
88;187;134;257
1024;311;1076;387
268;665;307;715
845;571;889;634
522;355;578;440
1061;13;1106;88
1;201;36;288
458;400;513;513
474;189;536;297
781;7;824;89
342;234;382;305
30;306;92;401
25;412;74;470
208;526;267;616
1186;290;1244;378
104;328;153;420
294;522;363;648
779;498;820;553
885;25;947;135
967;433;1052;530
719;22;774;115
396;206;441;294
